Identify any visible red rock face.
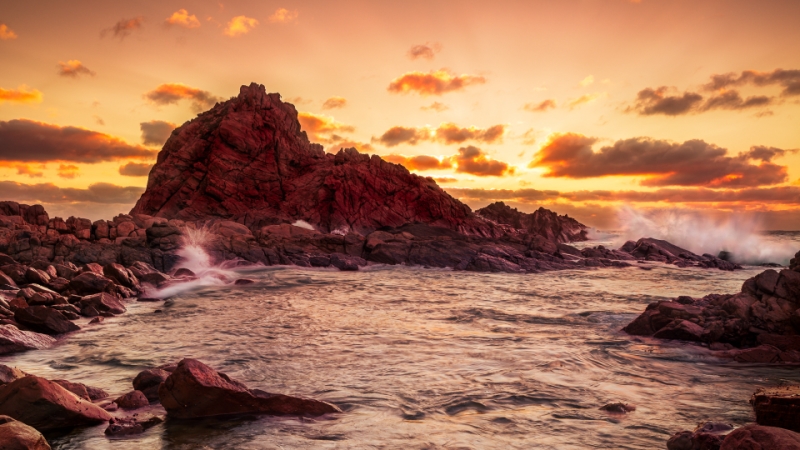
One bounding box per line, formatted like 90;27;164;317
476;201;588;243
131;83;497;237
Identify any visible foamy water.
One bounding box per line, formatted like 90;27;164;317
3;233;799;449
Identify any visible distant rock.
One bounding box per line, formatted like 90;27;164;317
158;358;340;419
476;202;588;243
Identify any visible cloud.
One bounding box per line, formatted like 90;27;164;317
118;162;153;177
93;115;104;126
140;120;177;146
567;93;604;109
57;164;79;179
321;96;347;110
372;123;505;147
435;123;505;144
701;90;772;111
433;177;458;183
742;145;797;162
387;69;486;96
268;8;298;23
579;75;594;87
0;162;44;178
407;43;442;60
57;60;95;78
0;119;156;163
0;85;42;104
452;146;513;177
421;102;449;112
224;15;259;36
521;129;539;146
325;139;374;154
373;126;430;147
629;87;704;115
530;132;790;188
0;181;145;205
165;9;201;28
0;24;17;40
524;99;556;112
384;154;453;171
285;96;312;105
144;83;221;112
703;69;800;97
297;112;354;142
101;17;143;39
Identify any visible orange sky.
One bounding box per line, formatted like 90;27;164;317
1;0;799;229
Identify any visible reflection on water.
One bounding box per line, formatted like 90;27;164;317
3;261;800;449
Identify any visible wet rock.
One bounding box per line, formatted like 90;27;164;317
0;376;111;430
0;365;27;386
69;272;114;295
88;317;103;324
104;415;163;437
173;268;195;278
102;263;139;290
51;380;107;401
24;268;50;285
330;253;365;271
234;279;255;285
79;293;125;315
653;320;705;342
158;358;341;418
14;306;80;335
0;325;55;354
750;385;800;432
667;422;733;450
114;390;149;410
0;415;51;450
720;424;800;449
476;202;588;243
599;402;636;414
133;368;170;402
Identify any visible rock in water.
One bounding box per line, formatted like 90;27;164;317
720;424;800;449
751;385;800;432
105;415;163;437
133;368;170;402
0;376;111;430
0;415;50;450
158;358;340;418
13;306;80;335
130;83;498;237
0;325;56;354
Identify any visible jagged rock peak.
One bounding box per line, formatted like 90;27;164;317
476;201;588;243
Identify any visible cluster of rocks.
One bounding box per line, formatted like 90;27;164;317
0;359;338;447
624;250;800;362
475;202;588;243
667;385;800;450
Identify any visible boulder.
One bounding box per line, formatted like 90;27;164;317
114;390;149;410
750;385;800;432
102;263;139;290
24;268;50;286
0;376;111;430
667;422;733;450
133;368;170;402
78;293;125;315
0;415;50;450
653;320;705;342
158;358;341;418
14;306;80;335
51;380;107;401
721;424;800;449
0;365;27;386
68;272;115;295
0;325;55;354
104;415;163;437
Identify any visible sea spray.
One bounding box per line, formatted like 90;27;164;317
615;206;794;265
150;226;242;298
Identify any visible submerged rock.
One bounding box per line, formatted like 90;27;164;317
158;358;341;419
0;415;50;450
720;424;800;449
0;376;111;430
599;402;636;414
104;415;163;437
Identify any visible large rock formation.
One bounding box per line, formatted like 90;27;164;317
476;202;587;243
131;83;497;237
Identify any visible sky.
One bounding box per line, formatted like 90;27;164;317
1;0;799;229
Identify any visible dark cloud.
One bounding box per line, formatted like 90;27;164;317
0;181;144;204
118;162;153;177
432;177;458;183
0;162;44;178
101;17;143;40
530;133;789;188
140;120;176;146
703;69;800;97
0;119;156;163
387;69;486;96
701;90;772;111
524;99;556;112
372;123;505;147
57;60;95;78
407;43;442;60
630;87;704;115
144;84;222;112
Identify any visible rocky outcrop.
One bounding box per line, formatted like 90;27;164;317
0;326;55;355
720;424;800;449
158;358;340;418
620;238;741;270
476;202;588;243
751;385;800;432
0;376;111;430
0;415;50;450
624;250;800;362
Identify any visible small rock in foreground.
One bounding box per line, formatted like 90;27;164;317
751;385;800;432
0;415;50;449
720;424;800;449
105;415;163;437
